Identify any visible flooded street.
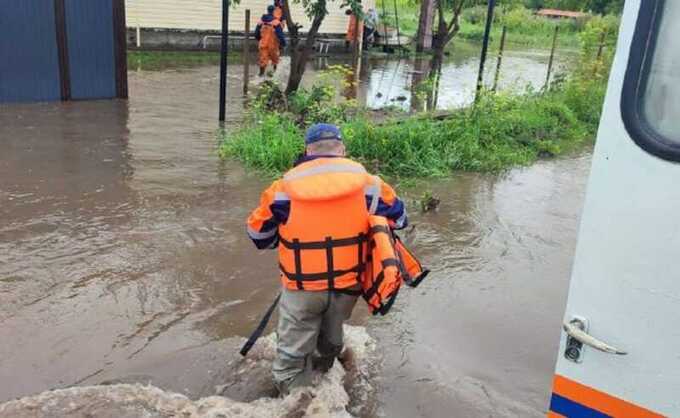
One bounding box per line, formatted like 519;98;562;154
375;156;590;417
1;44;588;417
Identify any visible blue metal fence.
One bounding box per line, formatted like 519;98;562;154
0;0;62;103
65;0;116;100
0;0;125;104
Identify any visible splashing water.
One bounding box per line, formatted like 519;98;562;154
0;326;378;418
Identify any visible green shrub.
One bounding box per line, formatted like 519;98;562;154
219;17;616;178
220;78;598;177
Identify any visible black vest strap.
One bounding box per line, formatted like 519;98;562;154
280;234;366;250
369;224;391;235
325;236;335;290
279;233;368;285
293;238;304;290
279;263;364;281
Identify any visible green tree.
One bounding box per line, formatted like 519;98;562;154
431;0;466;67
281;0;361;94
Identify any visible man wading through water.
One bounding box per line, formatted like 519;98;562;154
255;5;286;77
246;123;408;395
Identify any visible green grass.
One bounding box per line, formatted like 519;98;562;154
218;74;604;177
377;0;419;37
127;50;240;70
457;22;581;49
217;14;614;178
378;4;618;50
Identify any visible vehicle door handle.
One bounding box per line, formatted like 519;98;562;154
563;319;628;355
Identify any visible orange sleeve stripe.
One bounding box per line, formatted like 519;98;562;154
246;181;280;231
552;375;664;418
547;411;567;418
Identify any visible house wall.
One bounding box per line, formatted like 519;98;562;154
125;0;375;35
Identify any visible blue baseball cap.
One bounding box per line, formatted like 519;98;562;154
267;5;275;13
305;123;343;145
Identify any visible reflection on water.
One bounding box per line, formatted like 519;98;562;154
1;40;586;417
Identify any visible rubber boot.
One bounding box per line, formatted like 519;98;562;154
312;355;335;373
259;66;266;77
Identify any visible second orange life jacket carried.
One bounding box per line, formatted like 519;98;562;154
362;216;429;315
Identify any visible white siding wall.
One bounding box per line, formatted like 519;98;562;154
125;0;375;35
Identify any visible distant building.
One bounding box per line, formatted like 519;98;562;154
536;8;589;20
126;0;375;36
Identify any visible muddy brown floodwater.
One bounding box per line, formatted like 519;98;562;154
1;48;589;417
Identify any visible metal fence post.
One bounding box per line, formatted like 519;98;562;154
475;0;496;101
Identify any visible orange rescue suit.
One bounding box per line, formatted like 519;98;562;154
258;19;282;68
346;14;363;43
278;158;377;291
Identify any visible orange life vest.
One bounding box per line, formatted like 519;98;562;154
241;167;427;357
278;158;381;291
362;216;429;315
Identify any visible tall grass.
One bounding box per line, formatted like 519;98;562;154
127;51;240;70
219;82;595;177
218;19;615;178
377;3;619;49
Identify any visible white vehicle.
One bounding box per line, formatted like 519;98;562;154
549;1;680;417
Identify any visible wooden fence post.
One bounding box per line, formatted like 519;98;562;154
545;25;559;90
243;9;250;95
492;25;507;92
596;30;606;61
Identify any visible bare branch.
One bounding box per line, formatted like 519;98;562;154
281;0;299;39
436;0;446;33
446;0;465;36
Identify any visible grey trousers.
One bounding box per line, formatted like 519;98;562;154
272;286;359;394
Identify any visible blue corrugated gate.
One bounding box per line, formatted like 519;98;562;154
65;0;116;100
0;1;62;103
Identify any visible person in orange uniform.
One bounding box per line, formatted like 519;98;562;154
345;8;363;51
254;5;286;76
246;123;408;395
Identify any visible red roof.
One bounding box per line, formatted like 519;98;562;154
536;8;588;18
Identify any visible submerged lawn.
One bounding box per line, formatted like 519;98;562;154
218;75;604;178
218;14;613;178
127;50;240;70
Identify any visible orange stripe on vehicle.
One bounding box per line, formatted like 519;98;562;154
552;375;665;418
547;411;567;418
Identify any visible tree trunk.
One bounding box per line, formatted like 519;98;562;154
430;44;444;79
283;1;326;95
286;46;309;95
415;0;435;52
